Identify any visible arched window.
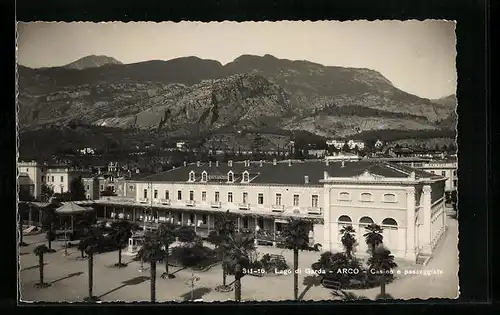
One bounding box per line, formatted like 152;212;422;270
381;218;398;230
383;193;397;203
188;171;195;182
360;192;373;202
242;171;249;183
228;171;234;183
338;215;352;226
359;216;374;225
201;171;208;182
338;192;351;201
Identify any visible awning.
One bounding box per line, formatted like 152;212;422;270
55;202;94;214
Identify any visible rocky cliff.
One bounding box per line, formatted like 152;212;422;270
17;54;457;138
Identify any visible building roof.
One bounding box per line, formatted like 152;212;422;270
136;160;444;185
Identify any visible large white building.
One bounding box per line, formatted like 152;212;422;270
18;161;89;199
87;159;448;262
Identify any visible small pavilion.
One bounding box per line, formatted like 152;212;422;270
55;202;95;231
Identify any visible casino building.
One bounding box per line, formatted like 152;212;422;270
87;159;448;262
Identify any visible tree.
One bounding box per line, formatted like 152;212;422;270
137;232;165;302
223;231;256;301
157;222;177;279
81;228;104;302
40;184;54;202
208;211;237;289
342;142;350;153
282;219;311;300
41;202;59;252
367;247;398;297
69;177;86;201
363;223;384;254
340;225;356;259
33;245;51;288
111;220;134;268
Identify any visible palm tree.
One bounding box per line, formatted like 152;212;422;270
111;220;134;268
137;232;165;302
208;211;236;288
223;231;256;302
363;223;384;254
82;228;103;302
41;204;59;252
367;247;398;297
33;245;51;288
340;225;356;259
282;218;311;301
157;222;177;279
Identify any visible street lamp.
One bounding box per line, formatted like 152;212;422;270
185;272;200;301
63;221;69;256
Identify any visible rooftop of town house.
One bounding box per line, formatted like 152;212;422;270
135;160;444;185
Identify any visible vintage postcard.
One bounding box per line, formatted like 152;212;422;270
16;21;458;302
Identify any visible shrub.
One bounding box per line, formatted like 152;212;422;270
311;252;366;288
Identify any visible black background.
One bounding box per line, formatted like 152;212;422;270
2;0;495;313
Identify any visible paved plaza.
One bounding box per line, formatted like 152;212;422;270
19;214;459;302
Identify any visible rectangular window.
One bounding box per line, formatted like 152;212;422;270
202;214;207;224
41;176;45;182
258;193;264;205
453;180;458;187
228;192;233;203
154;190;158;199
51;176;54;182
165;190;169;200
275;193;282;206
441;171;446;176
86;185;90;191
202;191;207;201
100;185;104;191
189;191;194;201
177;190;182;200
243;192;248;203
311;195;319;208
215;192;220;202
143;189;148;199
453;170;457;176
177;213;182;222
60;176;63;182
243;217;249;229
293;194;299;206
129;185;134;192
60;186;63;193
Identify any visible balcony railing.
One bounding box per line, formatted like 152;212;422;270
211;201;221;208
272;204;285;212
185;200;196;207
160;199;171;205
307;206;322;215
238;203;250;210
139;198;149;204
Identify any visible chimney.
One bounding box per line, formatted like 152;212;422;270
260;160;263;167
273;159;277;166
304;175;309;184
288;159;292;166
209;161;212;167
184;161;187;167
216;160;219;167
341;160;345;168
228;160;233;167
197;161;201;167
326;159;329;166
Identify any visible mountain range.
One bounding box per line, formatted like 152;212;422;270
17;54;457;141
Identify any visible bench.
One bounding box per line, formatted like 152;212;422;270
322;279;341;290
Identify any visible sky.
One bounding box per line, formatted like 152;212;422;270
16;21;457;99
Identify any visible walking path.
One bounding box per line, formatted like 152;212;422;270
19;215;458;302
